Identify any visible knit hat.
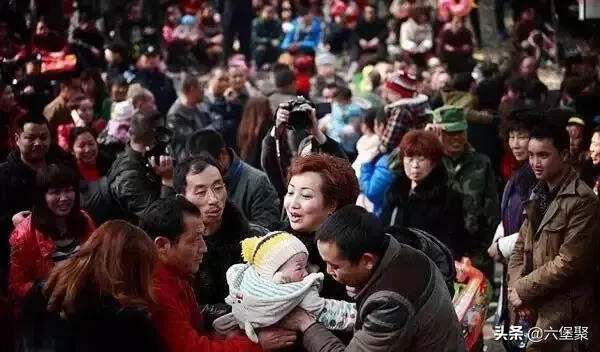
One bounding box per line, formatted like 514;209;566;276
181;14;196;26
111;100;135;121
315;53;337;67
241;231;309;282
432;105;468;132
108;101;135;143
385;71;419;98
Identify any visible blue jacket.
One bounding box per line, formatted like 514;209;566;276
360;153;396;217
281;17;322;51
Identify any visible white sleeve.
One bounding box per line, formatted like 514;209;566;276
492;222;504;243
498;232;519;259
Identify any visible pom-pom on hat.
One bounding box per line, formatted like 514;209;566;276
241;231;309;280
384;71;419;98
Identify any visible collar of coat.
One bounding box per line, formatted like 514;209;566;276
523;168;580;239
354;235;397;301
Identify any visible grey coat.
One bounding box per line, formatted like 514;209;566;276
302;236;466;352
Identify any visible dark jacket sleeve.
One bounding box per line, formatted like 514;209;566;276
247;173;281;230
110;168;175;220
303;291;414;352
166;111;194;163
316;135;348;160
261;132;286;201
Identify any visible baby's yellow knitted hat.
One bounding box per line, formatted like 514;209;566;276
241;231;308;280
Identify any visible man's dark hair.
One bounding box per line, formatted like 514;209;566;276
368;70;381;89
316;205;387;263
274;65;295;89
185;129;225;160
451;72;474;92
334;86;352;100
181;73;201;94
525;79;548;103
17;112;49;132
361;108;377;132
174;155;224;194
129;112;154;145
139;196;201;242
530;121;570;152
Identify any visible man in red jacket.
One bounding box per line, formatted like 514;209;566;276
140;196;296;351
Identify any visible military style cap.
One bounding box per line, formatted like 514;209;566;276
433;105;467;132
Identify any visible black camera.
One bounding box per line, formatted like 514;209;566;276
146;126;173;161
280;96;314;131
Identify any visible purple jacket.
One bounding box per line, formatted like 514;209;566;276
501;163;536;235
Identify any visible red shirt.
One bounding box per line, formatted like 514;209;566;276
151;263;262;352
77;162;101;182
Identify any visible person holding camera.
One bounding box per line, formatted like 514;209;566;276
261;97;347;202
107;111;175;224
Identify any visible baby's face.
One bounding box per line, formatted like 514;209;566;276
277;253;309;282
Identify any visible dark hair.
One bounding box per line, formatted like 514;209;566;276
80;68;107;105
186;129;226;160
32;164;86;241
108;75;129;90
316;205;386;263
451;72;474;92
129;112;153;144
181;73;201;94
399;130;444;164
375;106;387;126
500;108;544;139
68;126;97;152
238;97;273;161
333;86;352;100
525;79;548;103
530;121;570;152
274;65;295;89
287;154;359;209
17;112;50;132
368;70;381;89
174;155;224;194
139;197;201;243
506;76;527;96
361;109;377;132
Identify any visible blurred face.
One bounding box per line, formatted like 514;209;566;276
166;214;207;276
364;6;376;22
77;99;94;125
441;130;467;158
317;240;372;287
45;186;76;217
111;84;128;102
520;58;537;79
566;125;584;156
403;156;435;184
128;5;142;22
202;5;215;18
229;69;246;91
451;16;464;31
262;6;275;20
0;85;16;112
167;7;182;24
322;87;336;102
81;78;96;97
508;130;531;162
36;21;49;36
277;252;309;282
284;172;335;233
211;71;230;97
528;138;567;182
182;165;227;232
590;132;600;166
15;123;51;163
317;64;335;78
138;96;157;115
141;55;160;70
72;131;98;165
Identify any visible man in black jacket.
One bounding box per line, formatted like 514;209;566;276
187;129;280;230
218;0;253;62
107;112;174;223
0;113;74;292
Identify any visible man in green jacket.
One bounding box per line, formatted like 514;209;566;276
251;5;283;69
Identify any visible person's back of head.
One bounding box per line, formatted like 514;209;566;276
333;86;352;102
139;197;202;243
129;112;154;146
44;220;157;317
186;128;226;160
451;72;474;93
274;65;296;91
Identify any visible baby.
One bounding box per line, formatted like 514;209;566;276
213;231;356;343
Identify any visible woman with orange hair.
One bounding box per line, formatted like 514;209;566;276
19;220;165;352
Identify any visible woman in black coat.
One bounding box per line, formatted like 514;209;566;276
381;130;467;259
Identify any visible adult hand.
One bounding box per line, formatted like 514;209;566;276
224;87;238;103
424;123;445;139
275;104;290;131
277;308;316;333
150;155;174;187
346;286;359;298
508;287;523;308
518;307;535;321
143;27;156;35
444;44;455;52
359;39;368;49
271;39;280;47
257;327;297;350
487;241;503;262
307;106;327;145
12;211;31;226
461;44;472;52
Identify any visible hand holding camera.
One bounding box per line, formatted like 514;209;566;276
276;97;326;144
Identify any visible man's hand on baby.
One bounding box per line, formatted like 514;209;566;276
346;286;359;298
277;308;316;333
257;327;297;350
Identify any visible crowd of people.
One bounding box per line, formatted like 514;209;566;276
1;0;600;351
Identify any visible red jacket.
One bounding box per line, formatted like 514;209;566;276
151;263;262;352
8;211;95;304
